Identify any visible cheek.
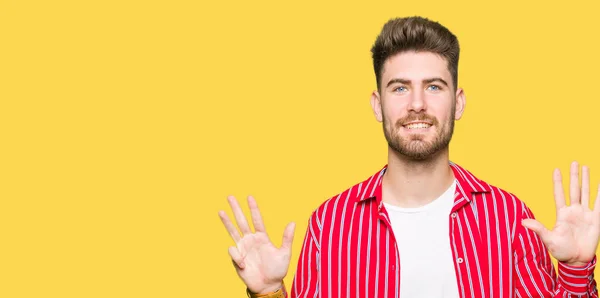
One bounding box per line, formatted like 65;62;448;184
382;103;405;120
432;101;455;119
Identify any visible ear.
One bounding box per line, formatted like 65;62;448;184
454;87;466;120
370;90;383;122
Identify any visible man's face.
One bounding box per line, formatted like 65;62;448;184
371;51;465;160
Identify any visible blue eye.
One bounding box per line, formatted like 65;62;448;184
427;85;440;91
394;86;407;92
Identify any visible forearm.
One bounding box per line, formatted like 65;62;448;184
553;258;598;297
516;206;598;297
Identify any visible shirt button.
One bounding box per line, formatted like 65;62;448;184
457;258;464;264
451;212;457;218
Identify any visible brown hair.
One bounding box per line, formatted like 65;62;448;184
371;16;460;90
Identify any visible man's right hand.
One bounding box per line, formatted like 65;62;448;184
218;195;296;294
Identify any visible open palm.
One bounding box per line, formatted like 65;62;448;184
522;162;600;266
219;195;295;294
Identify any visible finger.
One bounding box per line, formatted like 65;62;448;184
553;168;566;212
522;219;552;245
218;210;242;243
227;195;252;235
581;165;590;209
248;195;266;233
570;161;581;205
593;184;600;215
228;246;245;269
281;222;296;251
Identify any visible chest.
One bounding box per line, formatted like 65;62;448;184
316;200;516;298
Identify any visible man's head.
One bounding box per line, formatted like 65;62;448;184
371;16;460;92
369;16;465;160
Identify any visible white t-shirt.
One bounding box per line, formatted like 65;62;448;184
383;180;459;298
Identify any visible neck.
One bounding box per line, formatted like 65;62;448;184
382;146;455;208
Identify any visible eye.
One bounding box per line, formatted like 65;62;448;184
394;86;408;93
427;85;441;91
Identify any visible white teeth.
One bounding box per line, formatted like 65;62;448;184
406;123;430;129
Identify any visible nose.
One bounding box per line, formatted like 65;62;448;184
408;90;426;112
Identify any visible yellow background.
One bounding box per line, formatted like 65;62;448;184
2;0;600;297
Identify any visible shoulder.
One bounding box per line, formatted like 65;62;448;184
485;184;529;217
452;162;531;219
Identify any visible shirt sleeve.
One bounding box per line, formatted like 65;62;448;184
555;258;597;296
513;205;598;297
289;211;321;298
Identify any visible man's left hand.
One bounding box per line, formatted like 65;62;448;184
522;161;600;267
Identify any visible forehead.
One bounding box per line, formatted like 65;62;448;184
381;51;452;84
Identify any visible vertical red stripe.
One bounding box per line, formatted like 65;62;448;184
285;163;598;298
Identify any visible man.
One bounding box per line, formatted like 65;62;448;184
218;16;600;297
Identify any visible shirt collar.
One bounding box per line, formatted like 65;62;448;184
357;161;492;208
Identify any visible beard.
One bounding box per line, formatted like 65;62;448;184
382;107;455;161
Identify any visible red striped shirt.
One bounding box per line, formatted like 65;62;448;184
290;162;598;298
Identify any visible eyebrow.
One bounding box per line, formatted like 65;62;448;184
386;77;449;88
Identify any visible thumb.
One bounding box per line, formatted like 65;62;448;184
281;222;296;251
521;218;551;244
228;246;246;269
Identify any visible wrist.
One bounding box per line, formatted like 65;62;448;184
260;282;283;294
247;281;286;298
562;256;595;268
557;257;597;293
564;261;589;267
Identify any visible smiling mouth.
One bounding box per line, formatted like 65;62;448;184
403;122;432;129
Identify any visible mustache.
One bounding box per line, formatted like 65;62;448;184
395;113;439;127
